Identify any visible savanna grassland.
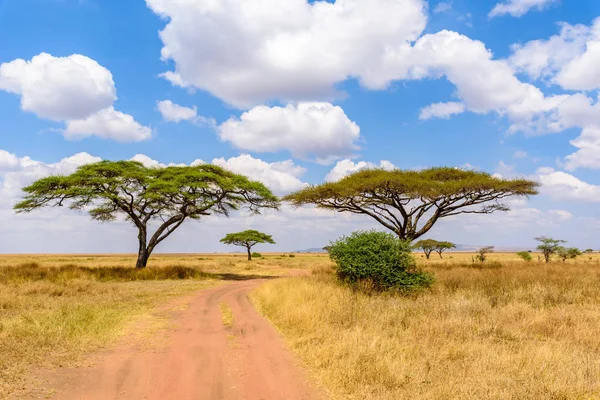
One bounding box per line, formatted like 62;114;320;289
252;252;600;399
3;252;600;399
0;253;322;398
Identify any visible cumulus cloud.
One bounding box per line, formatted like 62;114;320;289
419;101;465;120
146;0;427;107
489;0;557;18
212;154;307;194
218;102;361;164
0;53;150;142
0;53;116;121
510;18;599;90
325;159;396;182
157;100;197;122
64;107;152;142
537;168;600;202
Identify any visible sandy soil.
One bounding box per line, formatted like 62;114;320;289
20;279;322;400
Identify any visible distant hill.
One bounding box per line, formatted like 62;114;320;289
293;247;328;253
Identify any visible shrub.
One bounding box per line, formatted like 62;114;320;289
516;251;533;262
289;254;295;258
328;230;434;291
251;252;262;258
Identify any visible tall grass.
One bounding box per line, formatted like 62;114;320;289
252;260;600;399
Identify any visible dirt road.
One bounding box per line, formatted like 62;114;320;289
31;279;322;400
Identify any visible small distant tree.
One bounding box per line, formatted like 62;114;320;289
535;236;566;263
517;251;532;262
557;247;582;262
412;239;437;259
585;249;594;254
476;246;494;262
434;241;456;259
220;230;275;260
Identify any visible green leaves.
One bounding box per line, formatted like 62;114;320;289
284;167;539;240
14;160;280;267
220;230;276;247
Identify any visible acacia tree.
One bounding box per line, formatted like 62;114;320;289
557;247;582;262
220;230;275;260
535;236;566;263
476;246;494;262
413;239;437;259
14;161;279;268
284;168;538;241
413;239;454;259
434;241;456;259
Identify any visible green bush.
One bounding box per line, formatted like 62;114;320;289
289;254;295;258
251;252;262;258
328;230;434;291
516;251;533;262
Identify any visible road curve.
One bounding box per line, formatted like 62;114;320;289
37;279;322;400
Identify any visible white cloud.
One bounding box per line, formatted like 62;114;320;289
157;100;197;123
0;151;102;205
537;168;600;202
0;53;116;121
555;18;600;91
564;126;600;171
548;209;573;221
510;21;591;81
212;154;307;194
509;17;600;91
218;102;361;164
0;150;20;171
325;159;396;182
419;101;465;120
433;2;452;13
0;53;150;142
489;0;557;18
146;0;427;107
64;107;152;142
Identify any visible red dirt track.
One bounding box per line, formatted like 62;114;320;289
30;279;322;400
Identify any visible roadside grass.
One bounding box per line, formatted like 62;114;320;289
220;302;234;327
252;258;600;399
0;253;321;398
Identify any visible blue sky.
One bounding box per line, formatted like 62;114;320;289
1;0;600;253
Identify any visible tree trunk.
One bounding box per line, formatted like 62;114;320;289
136;247;150;269
136;226;149;269
247;245;252;261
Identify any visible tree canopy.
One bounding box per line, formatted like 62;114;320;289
220;230;275;260
284;167;538;241
412;239;455;259
14;161;280;268
535;236;566;263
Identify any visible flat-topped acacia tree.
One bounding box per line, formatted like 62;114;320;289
413;239;456;259
14;161;280;268
220;230;275;260
284;167;538;241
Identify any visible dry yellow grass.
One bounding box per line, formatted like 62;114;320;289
0;253;321;398
252;255;600;399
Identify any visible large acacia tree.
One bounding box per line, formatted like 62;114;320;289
14;161;280;268
284;167;538;241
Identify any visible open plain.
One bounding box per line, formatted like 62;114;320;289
1;253;600;399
